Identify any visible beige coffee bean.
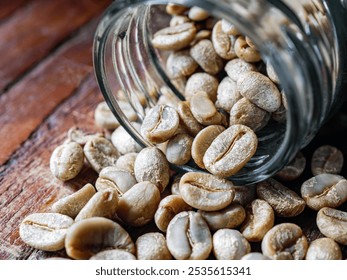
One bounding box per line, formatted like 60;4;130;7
188;6;209;21
67;127;102;146
190;39;224;75
171;76;186;95
234;36;261;62
75;188;118;222
199;203;246;231
261;223;308;260
117;181;160;227
136;232;172;260
177;101;204;137
257;178;306;217
65;217;135;259
191;125;225;169
19;213;74;251
203;124;258;177
84;137;120;173
225;58;257;82
155;195;193;232
179;172;235;211
266;62;280;84
311;145;344;176
90;249;136;260
95;167;137;195
232;184;257;206
166;211;212;260
215;77;242;112
50;142;84;181
111;123;142;155
190;29;211;46
185;72;219;102
134;147;170;192
240;199;275;242
316;207;347;245
166;3;189;15
141;105;179;144
190;91;223;126
276;152;306;181
272;91;287;123
301;174;347;211
305;238;342;260
221;19;240;36
51;183;96;218
245;36;256;49
237;71;282;113
166;133;193;165
166;50;198;79
213;229;251;260
241;253;270;260
115;152;138;174
170;15;190;27
171;179;181;196
152;23;197;51
229;98;270;132
212;20;237;60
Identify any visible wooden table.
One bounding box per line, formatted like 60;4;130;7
1;0;347;260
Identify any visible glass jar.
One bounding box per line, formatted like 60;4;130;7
93;0;347;185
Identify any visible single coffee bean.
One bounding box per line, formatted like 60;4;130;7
190;29;211;46
179;172;235;211
177;101;204;137
225;58;257;82
65;217;135;259
185;72;219;102
136;232;172;260
305;238;342;260
241;252;270;260
311;145;344;176
134;147;170;192
266;62;280;84
84;137;120;173
166;133;193;165
117;181;160;227
261;223;308;260
67;127;102;146
275;152;306;181
170;15;190;27
221;19;240;36
234;36;261;62
166;50;198;79
166;3;189;15
232;184;257;206
215;77;242;112
111;123;142;155
141;104;179;144
301;173;347;211
50;142;84;181
212;20;237;60
166;211;212;260
240;199;275;242
213;229;251;260
188;6;209;21
198;203;246;231
245;36;256;49
203;124;258;178
90;249;136;260
257;178;305;217
115;152;138;174
316;207;347;245
19;213;74;251
152;23;197;51
51;183;96;218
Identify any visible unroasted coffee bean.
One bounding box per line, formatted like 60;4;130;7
84;137;120;173
229;98;270;132
177;101;204;136
221;19;240;36
90;249;136;260
213;229;251;260
245;36;256;49
276;152;306;181
65;217;135;259
266;63;280;84
166;3;189;15
311;145;344;176
241;253;270;260
136;232;172;260
188;6;209;21
237;71;282;112
111;123;142;155
170;15;190;27
234;36;261;62
215;77;241;112
191;125;225;169
171;176;181;196
240;199;275;242
199;203;246;231
134;147;170;192
203;124;258;177
261;223;308;260
50;142;84;181
141;105;179;144
305;238;342;260
166;211;212;260
51;183;96;218
212;20;237;60
166;50;198;79
179;172;235;211
117;181;160;227
257;178;305;217
316;207;347;245
75;188;118;222
115;152;137;174
232;184;257;206
185;72;219;102
154;195;192;232
225;58;257;82
301;174;347;211
190;29;211;46
152;23;197;51
67;127;102;146
19;213;74;251
190;39;224;75
166;133;193;165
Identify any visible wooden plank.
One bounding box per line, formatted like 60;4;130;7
0;0;110;91
0;0;30;21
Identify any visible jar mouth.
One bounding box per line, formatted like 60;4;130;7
93;0;336;185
